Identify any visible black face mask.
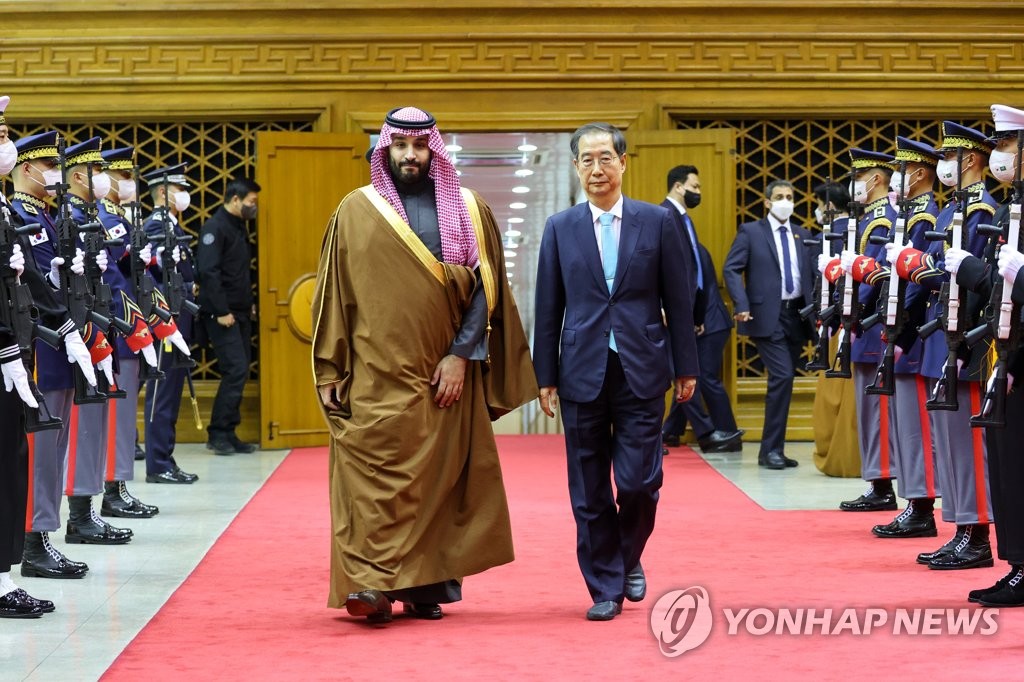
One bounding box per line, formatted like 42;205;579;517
240;203;258;221
683;190;701;209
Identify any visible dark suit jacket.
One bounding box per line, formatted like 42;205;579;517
659;199;700;319
722;217;814;339
534;197;699;403
694;242;733;336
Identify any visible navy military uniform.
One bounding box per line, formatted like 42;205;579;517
866;137;942;540
94;146;162;518
896;122;996;569
140;163;199;484
839;148;901;512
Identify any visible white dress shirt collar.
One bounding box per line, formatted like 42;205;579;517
588;195;624;224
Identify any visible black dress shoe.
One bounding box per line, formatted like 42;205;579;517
586;600;622;621
701;429;744;453
173;466;199;483
0;589;44;618
101;481;159;519
146;470;191;484
228;435;257;454
403;602;443;619
969;566;1018;603
976;566;1024;607
929;525;993;570
758;450;787;470
13;589;54;613
871;506;937;539
134;443;145;461
21;532;89;579
917;528;964;565
839;488;898;512
346;589;393;623
206;439;236;456
624;563;646;602
662;434;681;448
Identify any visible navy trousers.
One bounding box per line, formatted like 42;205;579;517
144;311;192;475
662;329;736;440
560;350;664;604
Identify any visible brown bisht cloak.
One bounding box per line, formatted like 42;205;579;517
311;185;537;607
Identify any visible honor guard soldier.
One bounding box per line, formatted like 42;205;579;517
887;122;996;569
864;136;941;540
96;146;169;518
0;96;72;614
837;148;900;513
140;163;199;484
945;104;1024;606
9;131;109;578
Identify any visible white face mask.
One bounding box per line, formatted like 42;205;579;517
935;158;959;188
40;167;62;197
814;206;825;225
770;199;794;222
889;171;910;198
851;180;867;203
990;149;1017;183
0;140;17;176
172;189;191;213
90;172;111;200
117;178;137;203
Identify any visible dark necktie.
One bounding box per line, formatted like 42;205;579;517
683;214;703;291
778;225;794;295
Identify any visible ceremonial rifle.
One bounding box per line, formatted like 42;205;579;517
52;136;106;404
919;147;967;410
128;160;166;382
825;168;862;379
156;172;198;369
803;176;842;371
0;205;62;431
964;130;1024;427
865;160;910;396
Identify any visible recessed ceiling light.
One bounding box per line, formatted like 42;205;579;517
505;261;516;268
505;229;522;238
509;202;527;210
445;143;463;153
504;249;517;258
517;143;537;152
511;186;530;194
507;217;524;224
514;169;534;178
503;241;519;249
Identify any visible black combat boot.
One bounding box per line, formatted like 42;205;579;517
871;498;937;538
101;481;159;519
66;496;133;545
929;524;993;570
20;531;89;579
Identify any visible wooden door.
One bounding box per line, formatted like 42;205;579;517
622;129;739;404
256;132;370;449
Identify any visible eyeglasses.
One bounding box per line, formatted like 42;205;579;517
577;154;621;169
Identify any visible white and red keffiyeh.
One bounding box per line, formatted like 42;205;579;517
369;107;479;268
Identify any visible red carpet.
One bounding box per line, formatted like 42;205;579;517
105;436;1021;680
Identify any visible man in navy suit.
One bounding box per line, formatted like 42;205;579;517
534;123;698;622
659;165;743;453
723;180;814;470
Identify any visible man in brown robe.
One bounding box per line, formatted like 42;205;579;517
311;107;537;624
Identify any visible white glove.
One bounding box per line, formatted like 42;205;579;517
893;345;904;363
943;247;970;275
140;341;158;367
63;331;97;387
884;242;912;266
172;245;182;264
138;242;152;265
70;248;85;276
97;354;114;387
8;243;25;278
95;249;108;273
816;253;829;275
997;247;1024;285
166;329;191;357
48;256;65;287
840;249;856;274
1;353;38;408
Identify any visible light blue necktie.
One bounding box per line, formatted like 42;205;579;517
599;212;618;351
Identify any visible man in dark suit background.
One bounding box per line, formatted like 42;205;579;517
723;179;814;470
534;123;698;622
660;165;743;453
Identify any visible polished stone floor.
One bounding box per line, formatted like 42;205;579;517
3;440;871;680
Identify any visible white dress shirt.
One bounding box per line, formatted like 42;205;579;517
767;212;802;300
